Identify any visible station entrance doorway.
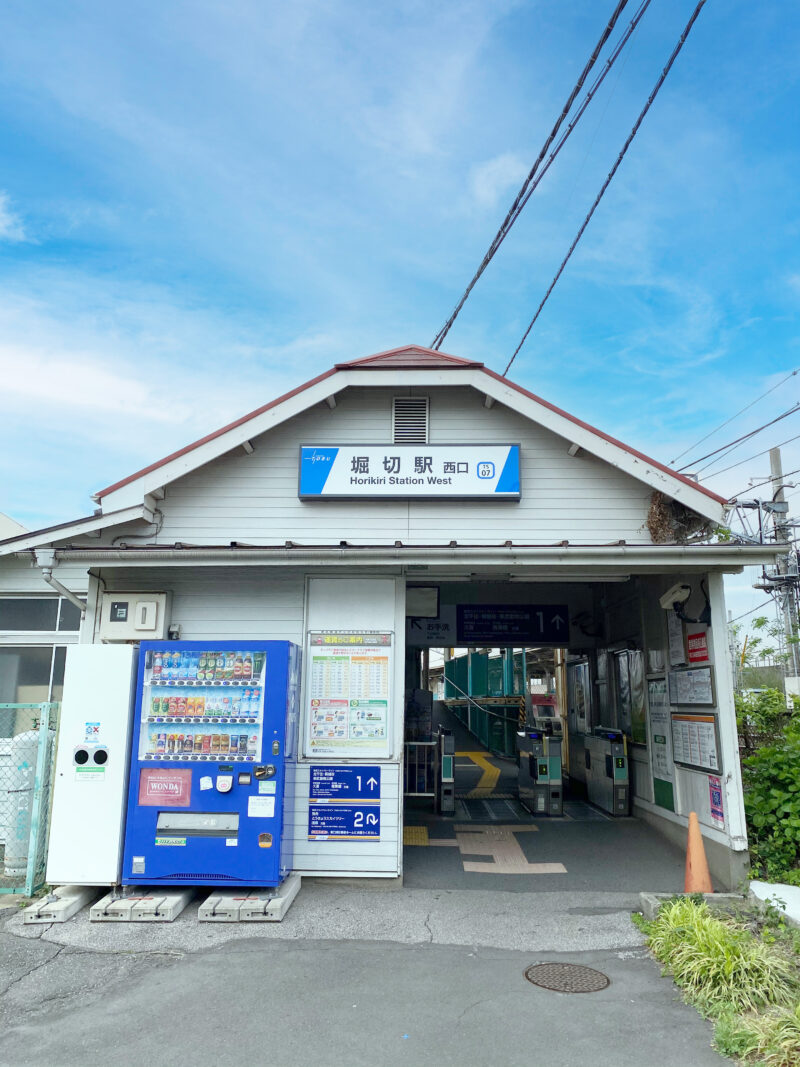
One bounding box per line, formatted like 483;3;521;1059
400;577;700;894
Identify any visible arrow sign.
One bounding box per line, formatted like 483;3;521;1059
457;604;569;644
309;765;382;801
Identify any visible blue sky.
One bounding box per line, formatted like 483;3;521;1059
1;0;799;625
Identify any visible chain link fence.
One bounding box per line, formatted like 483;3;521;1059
0;702;59;896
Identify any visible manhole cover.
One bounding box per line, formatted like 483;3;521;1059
524;963;610;993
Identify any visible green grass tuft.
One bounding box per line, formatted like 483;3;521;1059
646;898;798;1017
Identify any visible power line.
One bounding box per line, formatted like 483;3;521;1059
729;465;800;501
684;404;800;475
504;0;707;376
670;367;800;466
700;432;800;482
730;599;778;625
430;0;640;351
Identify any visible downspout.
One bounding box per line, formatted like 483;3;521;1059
34;550;87;619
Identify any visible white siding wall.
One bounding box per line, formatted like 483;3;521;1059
0;555;89;594
149;386;655;546
99;568;305;642
96;569;403;878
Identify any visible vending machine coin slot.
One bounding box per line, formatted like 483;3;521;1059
156;812;239;837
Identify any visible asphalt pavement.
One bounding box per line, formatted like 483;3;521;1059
0;881;730;1067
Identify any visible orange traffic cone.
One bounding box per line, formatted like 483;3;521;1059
684;811;713;894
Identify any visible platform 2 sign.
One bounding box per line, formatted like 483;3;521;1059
308;804;381;840
310;765;381;801
457;604;569;645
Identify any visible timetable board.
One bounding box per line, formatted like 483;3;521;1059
304;632;393;757
670;712;721;774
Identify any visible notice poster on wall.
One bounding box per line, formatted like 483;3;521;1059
667;612;686;666
647;678;675;811
305;632;393;757
668;666;714;706
708;775;725;826
671;712;721;773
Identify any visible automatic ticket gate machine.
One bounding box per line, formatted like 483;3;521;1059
516;714;563;816
584;726;629;816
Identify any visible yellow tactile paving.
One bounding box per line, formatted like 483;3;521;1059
455;825;567;875
403;825;430;846
456;751;501;798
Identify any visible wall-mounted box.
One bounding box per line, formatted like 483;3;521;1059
98;593;170;641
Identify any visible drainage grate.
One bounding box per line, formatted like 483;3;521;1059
524;963;610;993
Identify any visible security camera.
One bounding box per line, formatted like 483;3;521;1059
659;583;692;611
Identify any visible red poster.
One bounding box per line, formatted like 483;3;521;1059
687;631;709;663
138;768;192;807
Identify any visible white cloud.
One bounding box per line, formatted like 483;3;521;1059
469;153;528;210
0;191;26;242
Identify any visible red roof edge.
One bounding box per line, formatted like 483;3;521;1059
479;367;728;508
335;344;482;369
95;366;339;500
95;347;726;512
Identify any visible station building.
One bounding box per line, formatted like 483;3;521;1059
0;345;776;889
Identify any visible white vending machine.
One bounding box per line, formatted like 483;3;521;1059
47;644;138;885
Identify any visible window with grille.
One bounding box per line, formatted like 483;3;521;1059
392;397;429;443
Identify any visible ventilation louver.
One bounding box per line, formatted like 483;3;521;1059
392;397;429;444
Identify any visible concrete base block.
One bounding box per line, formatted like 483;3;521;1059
23;885;100;924
639;891;749;921
199;874;301;922
90;888;194;922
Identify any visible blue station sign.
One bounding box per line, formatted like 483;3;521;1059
298;444;520;499
308;804;381;840
310;765;381;801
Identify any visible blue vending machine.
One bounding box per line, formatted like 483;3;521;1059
122;640;300;887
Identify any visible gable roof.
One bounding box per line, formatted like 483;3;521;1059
90;343;726;519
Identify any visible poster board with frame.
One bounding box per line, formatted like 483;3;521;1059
303;631;393;758
670;712;722;774
668;666;714;706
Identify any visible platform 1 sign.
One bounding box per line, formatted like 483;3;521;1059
299;444;520;499
308;804;381;840
310;765;381;801
457;604;569;645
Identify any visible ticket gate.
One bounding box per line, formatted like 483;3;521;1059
584;727;629;816
516;721;563;816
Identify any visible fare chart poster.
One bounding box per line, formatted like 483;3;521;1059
304;632;393;758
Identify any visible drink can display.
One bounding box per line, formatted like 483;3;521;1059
157;733;166;754
198;651;206;677
193;733;203;753
252;652;265;679
238;734;249;756
168;696;179;716
242;689;251;715
242;653;253;682
251;688;261;714
247;734;258;756
219;734;229;755
151;697;160;716
184;734;193;753
215;652;225;681
177;696;187;716
153;652;162;680
224;652;235;680
222;697;231;717
211;734;221;753
186;696;195;717
202;734;211;753
229;734;238;753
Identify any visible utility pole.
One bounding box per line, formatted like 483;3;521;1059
769;447;800;681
